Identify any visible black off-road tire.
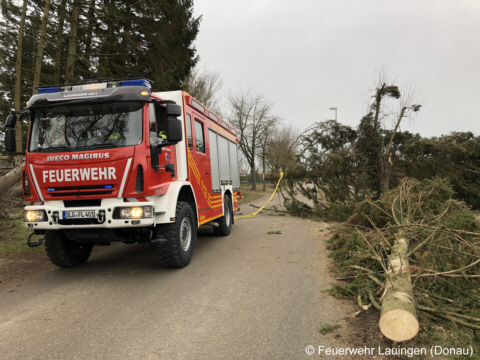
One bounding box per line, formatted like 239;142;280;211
214;195;232;236
44;230;93;268
156;202;197;268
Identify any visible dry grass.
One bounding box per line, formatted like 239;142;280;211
238;184;274;205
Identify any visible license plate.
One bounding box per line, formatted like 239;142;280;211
63;210;95;219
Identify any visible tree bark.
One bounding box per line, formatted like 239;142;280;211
83;0;96;73
250;162;256;190
14;0;28;154
32;0;51;94
65;0;80;83
53;0;68;84
0;163;24;198
261;143;266;191
98;0;113;77
379;106;407;192
378;235;419;342
378;156;391;193
372;84;385;134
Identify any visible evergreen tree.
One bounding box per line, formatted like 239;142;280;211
96;0;200;90
0;0;201;153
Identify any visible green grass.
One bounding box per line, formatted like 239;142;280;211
0;211;44;257
267;230;282;235
319;323;341;335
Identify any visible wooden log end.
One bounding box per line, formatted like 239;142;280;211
379;308;419;342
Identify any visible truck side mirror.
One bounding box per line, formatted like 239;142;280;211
166;104;181;117
5;128;16;152
167;116;183;143
5;114;16;128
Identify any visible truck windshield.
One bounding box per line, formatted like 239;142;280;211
29;102;143;152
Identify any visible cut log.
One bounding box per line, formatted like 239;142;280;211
379;236;419;342
0;162;24;197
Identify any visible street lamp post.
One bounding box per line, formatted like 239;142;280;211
329;107;337;121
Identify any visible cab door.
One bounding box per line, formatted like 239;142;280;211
185;111;212;220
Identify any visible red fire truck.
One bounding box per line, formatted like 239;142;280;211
4;78;241;268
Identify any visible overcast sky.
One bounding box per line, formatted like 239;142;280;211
192;0;480;137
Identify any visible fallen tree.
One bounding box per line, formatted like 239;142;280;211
319;178;479;342
0;162;25;218
378;231;419;342
377;181;419;342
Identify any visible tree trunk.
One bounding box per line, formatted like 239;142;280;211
0;163;24;198
378;155;391;193
262;146;266;191
32;0;51;94
98;0;113;77
250;163;256;191
83;0;96;72
379;106;406;193
372;84;385;134
14;0;28;154
379;235;419;342
65;0;80;83
53;0;68;84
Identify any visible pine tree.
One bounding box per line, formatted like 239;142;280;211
0;0;200;123
95;0;200;90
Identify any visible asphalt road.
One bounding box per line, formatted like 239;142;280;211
0;195;345;359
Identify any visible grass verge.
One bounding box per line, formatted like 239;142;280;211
238;185;274;205
0;210;44;258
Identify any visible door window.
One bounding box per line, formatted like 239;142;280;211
186;114;193;150
194;120;205;153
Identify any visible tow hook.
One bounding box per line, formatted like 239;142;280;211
25;233;44;247
97;210;105;223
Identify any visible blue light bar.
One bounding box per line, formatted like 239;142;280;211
120;79;152;88
37;87;59;94
104;185;113;189
35;79;152;95
47;188;55;191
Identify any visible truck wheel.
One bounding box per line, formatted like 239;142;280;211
156;201;196;268
214;195;232;236
44;230;93;268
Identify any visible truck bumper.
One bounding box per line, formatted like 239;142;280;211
24;198;156;231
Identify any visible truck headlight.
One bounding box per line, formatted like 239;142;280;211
24;210;47;222
113;206;154;219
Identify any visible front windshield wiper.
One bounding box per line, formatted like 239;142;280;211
75;142;119;149
33;145;73;152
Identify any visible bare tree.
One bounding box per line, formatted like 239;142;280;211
227;89;278;190
182;67;223;114
257;122;277;191
266;124;308;175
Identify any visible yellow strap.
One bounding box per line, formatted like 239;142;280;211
234;172;284;219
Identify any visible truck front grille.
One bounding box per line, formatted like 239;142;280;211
51;191;113;197
63;200;102;208
47;185;114;198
